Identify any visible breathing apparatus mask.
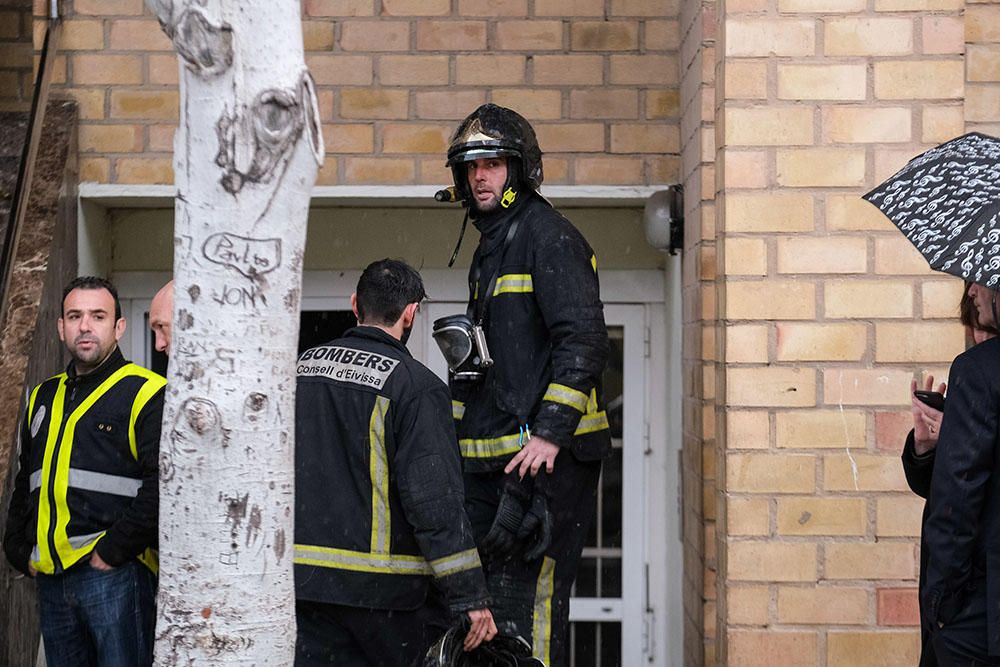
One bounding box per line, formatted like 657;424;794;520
432;314;492;383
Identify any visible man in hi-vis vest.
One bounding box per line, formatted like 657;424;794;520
4;276;165;665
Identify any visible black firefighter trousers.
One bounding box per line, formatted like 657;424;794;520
464;451;602;667
295;595;450;667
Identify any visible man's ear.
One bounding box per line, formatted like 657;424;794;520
350;293;360;321
114;317;127;342
400;302;418;329
57;318;65;343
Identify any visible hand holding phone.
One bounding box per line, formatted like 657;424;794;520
914;390;945;412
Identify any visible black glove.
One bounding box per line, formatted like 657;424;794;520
517;475;552;562
482;484;528;556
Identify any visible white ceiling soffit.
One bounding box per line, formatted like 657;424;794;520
78;183;667;209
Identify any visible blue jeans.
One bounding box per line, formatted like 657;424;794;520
36;559;156;666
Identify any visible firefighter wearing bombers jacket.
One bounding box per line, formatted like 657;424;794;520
439;104;612;667
4;276;165;665
293;259;496;666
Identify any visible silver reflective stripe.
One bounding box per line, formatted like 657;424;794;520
574;411;610;435
429;547;482;578
35;532;106;565
459;433;522;459
29;470;42;493
294;544;431;575
452;400;465;421
542;383;589;413
369;397;391;554
492;274;533;295
68;468;142;497
68;531;105;550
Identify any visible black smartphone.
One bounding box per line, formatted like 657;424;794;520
914;390;945;411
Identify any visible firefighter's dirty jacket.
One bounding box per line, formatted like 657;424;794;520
3;347;165;576
293;326;490;613
452;193;612;473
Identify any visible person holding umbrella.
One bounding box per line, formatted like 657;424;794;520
867;132;1000;666
902;286;998;667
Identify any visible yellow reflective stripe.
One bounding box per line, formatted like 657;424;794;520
591;254;597;273
33;377;66;575
428;547;482;578
532;556;556;665
574;411;609;435
138;547;158;574
369;397;391;554
50;366;138;572
294;543;432;575
459;433;522;459
28;382;43;424
543;383;589;413
452;400;465;421
493;273;533;296
127;369;166;461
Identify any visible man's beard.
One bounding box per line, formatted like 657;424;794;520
472;195;499;214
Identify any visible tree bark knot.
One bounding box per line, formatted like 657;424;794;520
215;73;323;195
154;3;233;77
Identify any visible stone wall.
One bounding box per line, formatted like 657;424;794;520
0;98;78;667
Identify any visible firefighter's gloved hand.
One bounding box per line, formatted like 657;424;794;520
482;487;528;556
517;487;552;562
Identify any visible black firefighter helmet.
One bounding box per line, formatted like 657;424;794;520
446;104;544;206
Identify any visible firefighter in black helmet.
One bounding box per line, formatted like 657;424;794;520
433;104;612;667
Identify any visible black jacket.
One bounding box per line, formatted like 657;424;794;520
452;193;611;472
293;326;490;614
921;336;1000;654
902;430;939;667
3;347;165;576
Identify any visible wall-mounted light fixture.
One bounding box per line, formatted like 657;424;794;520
643;185;684;255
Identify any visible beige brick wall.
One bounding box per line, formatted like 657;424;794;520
30;0;1000;664
679;0;716;661
43;0;679;187
712;0;975;662
966;0;1000;135
0;0;34;112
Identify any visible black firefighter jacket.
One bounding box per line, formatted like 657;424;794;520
452;192;612;472
4;347;165;576
293;326;490;614
921;335;1000;655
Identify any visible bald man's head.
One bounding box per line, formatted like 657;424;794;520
150;280;173;354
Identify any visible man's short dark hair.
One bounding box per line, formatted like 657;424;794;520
62;276;122;320
356;259;426;327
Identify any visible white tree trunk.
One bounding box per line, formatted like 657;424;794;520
145;2;322;663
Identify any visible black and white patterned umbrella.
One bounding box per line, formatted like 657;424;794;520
863;132;1000;288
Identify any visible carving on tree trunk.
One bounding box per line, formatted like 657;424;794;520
153;2;234;77
215;73;321;195
145;1;321;663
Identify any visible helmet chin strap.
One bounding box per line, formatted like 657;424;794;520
447;208;470;268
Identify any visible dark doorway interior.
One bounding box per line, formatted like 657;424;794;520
146;309;357;376
298;310;356;353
